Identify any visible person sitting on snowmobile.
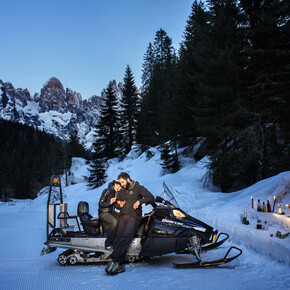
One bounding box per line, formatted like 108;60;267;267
105;172;155;275
98;180;122;250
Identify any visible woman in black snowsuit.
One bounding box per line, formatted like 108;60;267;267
98;180;122;249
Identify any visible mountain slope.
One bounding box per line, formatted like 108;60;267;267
0;78;123;148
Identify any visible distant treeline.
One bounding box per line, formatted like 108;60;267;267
0;119;87;199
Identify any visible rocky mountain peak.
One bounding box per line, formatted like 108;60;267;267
0;77;125;149
38;77;66;113
66;88;82;107
0;79;31;107
44;77;65;94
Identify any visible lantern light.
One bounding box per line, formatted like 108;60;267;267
53;178;59;184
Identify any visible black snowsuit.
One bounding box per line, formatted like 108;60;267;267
110;181;154;264
98;182;118;247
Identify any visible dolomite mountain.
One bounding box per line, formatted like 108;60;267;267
0;77;123;149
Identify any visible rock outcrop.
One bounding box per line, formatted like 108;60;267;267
0;77;117;149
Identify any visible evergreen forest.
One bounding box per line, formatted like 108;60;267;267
0;120;87;199
88;0;289;192
137;0;290;192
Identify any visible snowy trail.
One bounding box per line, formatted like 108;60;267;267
0;198;289;289
1;249;289;289
1;256;289;290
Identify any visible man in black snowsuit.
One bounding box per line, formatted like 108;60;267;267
105;172;155;275
98;180;122;249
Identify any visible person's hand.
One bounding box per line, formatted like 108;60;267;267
110;197;117;204
118;200;126;208
133;200;140;210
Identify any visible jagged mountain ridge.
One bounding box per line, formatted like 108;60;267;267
0;77;123;149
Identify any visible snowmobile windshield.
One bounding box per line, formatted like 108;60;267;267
160;182;180;208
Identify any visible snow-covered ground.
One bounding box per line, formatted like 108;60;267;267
0;147;289;289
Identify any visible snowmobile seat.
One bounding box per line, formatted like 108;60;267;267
77;201;103;236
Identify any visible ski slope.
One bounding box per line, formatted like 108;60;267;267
0;147;289;289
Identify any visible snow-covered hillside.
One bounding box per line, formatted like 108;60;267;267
0;147;289;289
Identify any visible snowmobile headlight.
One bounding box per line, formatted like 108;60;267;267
173;210;186;218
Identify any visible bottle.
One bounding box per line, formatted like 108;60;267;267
240;213;244;223
241;211;249;225
262;202;267;212
266;200;271;212
277;197;285;215
257;199;262;212
263;221;268;230
256;219;262;229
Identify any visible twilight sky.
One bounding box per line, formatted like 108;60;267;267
0;0;192;99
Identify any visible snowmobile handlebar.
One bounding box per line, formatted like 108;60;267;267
155;196;163;203
155;196;175;208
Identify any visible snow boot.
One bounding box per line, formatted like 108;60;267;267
105;261;117;274
107;262;125;275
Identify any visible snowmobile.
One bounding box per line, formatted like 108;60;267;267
41;181;242;268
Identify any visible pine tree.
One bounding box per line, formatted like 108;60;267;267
68;130;87;159
84;156;107;188
85;81;121;188
137;29;177;147
152;28;176;141
120;65;139;154
175;1;209;141
136;43;158;147
84;128;107;188
94;81;121;159
141;42;154;92
160;141;179;174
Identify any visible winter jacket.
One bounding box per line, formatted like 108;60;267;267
98;182;116;214
115;181;154;220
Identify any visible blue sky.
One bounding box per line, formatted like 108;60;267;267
0;0;192;99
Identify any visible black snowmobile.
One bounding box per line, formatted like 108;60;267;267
41;181;242;268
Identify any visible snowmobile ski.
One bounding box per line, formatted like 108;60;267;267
173;246;242;269
202;232;229;252
177;232;229;254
